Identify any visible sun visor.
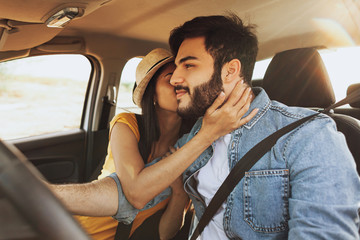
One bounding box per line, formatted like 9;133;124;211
0;0;112;52
35;37;85;53
0;20;62;51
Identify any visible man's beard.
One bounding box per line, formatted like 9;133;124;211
176;69;224;119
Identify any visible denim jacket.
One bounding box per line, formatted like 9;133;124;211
110;88;360;238
175;88;360;239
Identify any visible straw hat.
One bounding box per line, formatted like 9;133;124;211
133;48;174;107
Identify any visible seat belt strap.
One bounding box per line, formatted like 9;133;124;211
323;89;360;113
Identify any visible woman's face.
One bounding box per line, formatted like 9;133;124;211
154;62;178;112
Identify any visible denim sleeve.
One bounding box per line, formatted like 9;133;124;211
175;132;189;149
107;157;171;224
284;116;360;239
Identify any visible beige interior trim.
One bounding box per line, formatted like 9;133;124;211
0;49;30;62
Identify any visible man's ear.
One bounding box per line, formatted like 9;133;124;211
222;59;241;84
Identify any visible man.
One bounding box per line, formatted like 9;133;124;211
163;14;359;239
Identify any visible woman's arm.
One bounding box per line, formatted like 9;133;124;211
49;83;256;216
158;176;189;240
114;82;257;209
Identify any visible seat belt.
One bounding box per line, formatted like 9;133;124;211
190;90;360;240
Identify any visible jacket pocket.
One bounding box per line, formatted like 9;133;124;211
243;169;289;233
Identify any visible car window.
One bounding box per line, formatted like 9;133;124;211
252;46;360;103
115;57;142;115
0;54;91;140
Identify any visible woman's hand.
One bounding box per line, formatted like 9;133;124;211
199;81;258;142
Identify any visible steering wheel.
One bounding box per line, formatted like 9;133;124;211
0;140;90;240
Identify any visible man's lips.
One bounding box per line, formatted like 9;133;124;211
174;86;189;99
175;89;187;99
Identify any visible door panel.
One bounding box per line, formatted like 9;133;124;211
10;130;86;183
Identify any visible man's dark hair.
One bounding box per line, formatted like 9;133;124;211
169;14;258;84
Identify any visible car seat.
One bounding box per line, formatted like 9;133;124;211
335;83;360;120
262;47;360;174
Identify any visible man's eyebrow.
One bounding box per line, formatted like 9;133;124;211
177;56;198;64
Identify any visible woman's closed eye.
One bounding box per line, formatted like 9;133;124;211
164;73;173;83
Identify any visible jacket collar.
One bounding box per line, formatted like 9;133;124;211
243;87;271;129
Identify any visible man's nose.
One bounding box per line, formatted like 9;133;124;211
170;69;184;86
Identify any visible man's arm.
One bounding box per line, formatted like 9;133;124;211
287;116;360;238
49;177;118;216
158;176;189;240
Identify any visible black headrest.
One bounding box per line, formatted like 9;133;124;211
262;48;335;108
347;83;360;108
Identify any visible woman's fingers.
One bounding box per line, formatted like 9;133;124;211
238;108;258;126
233;90;253;118
233;87;251;108
162;146;178;159
225;80;248;107
206;91;226;115
169;146;176;154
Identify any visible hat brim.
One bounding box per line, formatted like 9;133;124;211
133;56;174;107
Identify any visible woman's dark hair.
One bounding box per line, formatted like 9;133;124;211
136;64;196;162
169;14;258;85
137;67;161;162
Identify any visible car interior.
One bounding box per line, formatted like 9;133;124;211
0;0;359;239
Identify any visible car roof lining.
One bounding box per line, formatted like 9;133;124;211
0;0;359;60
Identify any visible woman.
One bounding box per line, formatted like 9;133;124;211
54;48;256;239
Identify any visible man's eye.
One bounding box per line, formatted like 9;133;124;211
185;64;194;69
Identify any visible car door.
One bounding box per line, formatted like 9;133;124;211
0;53;107;184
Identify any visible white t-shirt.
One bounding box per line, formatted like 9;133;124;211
194;134;231;240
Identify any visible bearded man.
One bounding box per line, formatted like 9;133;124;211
167;14;360;239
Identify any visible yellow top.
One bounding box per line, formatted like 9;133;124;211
76;112;169;239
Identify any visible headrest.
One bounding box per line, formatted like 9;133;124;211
262;48;335;108
347;83;360;108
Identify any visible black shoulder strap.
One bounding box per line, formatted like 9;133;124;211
190;90;360;240
99;96;114;130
